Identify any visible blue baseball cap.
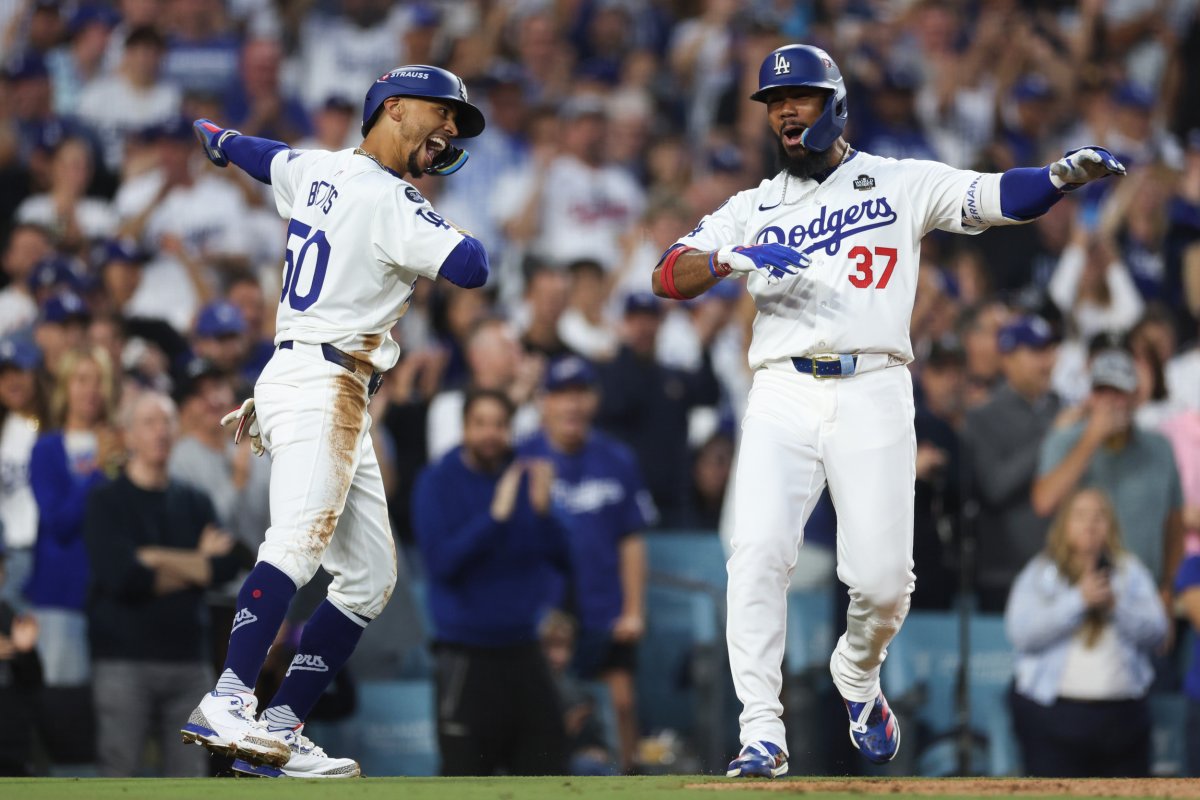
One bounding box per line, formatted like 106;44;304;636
96;238;147;267
39;291;90;324
543;355;597;392
28;255;87;293
0;337;41;371
997;316;1054;353
1113;82;1154;112
1012;75;1053;103
3;51;48;82
623;292;663;317
146;116;193;142
194;301;246;338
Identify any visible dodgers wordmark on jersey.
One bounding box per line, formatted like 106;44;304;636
269;148;467;372
676;152;988;368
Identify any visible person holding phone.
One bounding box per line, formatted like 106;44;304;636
1006;487;1168;777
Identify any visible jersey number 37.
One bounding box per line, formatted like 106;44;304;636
281;219;331;311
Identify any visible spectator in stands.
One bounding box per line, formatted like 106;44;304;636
594;292;720;527
189;300;249;391
160;0;240;96
1007;488;1167;777
78;26;181;173
0;223;53;337
558;259;618;363
1048;223;1143;344
496;96;645;272
46;5;117;117
15;136;115;253
33;291;90;374
0;337;46;612
5;51;100;168
28;345;119;688
1176;553;1200;776
223;272;274;385
295;95;356;152
0;542;41;777
964;317;1061;612
412;388;569;776
223;38;310;143
426;317;543;461
957;301;1009;409
672;429;734;532
520;264;573;361
167;358;268;554
540;609;618;776
84;390;239;777
93;238;146;319
520;356;654;773
1034;348;1184;602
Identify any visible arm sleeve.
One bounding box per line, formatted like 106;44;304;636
998;167;1064;222
437;236;489;288
1110;557;1169;650
370;188;463;281
223;134;288;185
1004;559;1088;653
83;487;156;602
29;438;105;546
411;465;508;583
268;147;324;217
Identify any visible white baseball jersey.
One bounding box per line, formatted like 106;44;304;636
268;148;466;372
675;152;990;368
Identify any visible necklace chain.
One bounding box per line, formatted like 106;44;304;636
354;147;397;177
781;142;852;206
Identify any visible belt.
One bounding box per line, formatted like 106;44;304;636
278;340;383;396
791;355;859;378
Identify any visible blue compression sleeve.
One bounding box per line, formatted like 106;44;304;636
439;236;489;288
224;134;288;184
999;166;1063;222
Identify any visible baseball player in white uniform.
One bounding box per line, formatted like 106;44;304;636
178;65;489;778
651;45;1126;778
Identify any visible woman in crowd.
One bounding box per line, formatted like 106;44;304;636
26;346;119;687
0;338;47;611
1006;487;1168;777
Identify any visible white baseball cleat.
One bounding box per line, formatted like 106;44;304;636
231;725;360;778
180;691;291;768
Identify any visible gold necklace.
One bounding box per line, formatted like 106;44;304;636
354;147;400;177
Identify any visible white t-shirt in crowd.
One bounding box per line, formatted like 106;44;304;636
78;76;181;170
116;169;252;258
0;413;40;549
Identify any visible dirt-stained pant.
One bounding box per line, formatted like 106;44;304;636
254;342;397;620
726;363;916;750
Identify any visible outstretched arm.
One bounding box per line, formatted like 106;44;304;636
651;243;809;300
193;119;287;184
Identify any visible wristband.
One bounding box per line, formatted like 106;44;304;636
708;250;733;278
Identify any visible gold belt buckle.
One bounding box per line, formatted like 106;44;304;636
812;356;840;379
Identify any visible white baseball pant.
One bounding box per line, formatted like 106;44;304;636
253;342;398;620
726;362;916;749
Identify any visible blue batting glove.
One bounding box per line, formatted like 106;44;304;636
1049;146;1126;191
193;119;240;168
715;243;810;283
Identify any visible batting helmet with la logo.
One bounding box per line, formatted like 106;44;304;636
751;45;848;153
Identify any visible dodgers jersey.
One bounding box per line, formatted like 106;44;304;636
268;148;466;371
675;151;990;368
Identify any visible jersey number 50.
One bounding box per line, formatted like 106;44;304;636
847;245;898;289
281;219;331;311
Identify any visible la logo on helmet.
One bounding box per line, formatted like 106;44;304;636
773;52;790;75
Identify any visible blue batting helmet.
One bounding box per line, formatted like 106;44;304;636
361;65;485;138
750;45;848;153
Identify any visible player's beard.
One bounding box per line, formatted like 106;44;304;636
777;139;837;180
406;146;424;178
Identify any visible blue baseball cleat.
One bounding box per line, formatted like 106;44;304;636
726;741;788;778
845;691;901;763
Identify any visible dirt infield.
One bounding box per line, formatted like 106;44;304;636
685;778;1200;797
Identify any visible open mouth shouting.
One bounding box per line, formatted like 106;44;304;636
425;134;447;167
781;123;806;151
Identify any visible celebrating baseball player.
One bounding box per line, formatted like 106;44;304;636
179;65;489;778
651;45;1126;779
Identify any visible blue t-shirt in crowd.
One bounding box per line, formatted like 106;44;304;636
1174;555;1200;701
411;447;569;648
519;431;656;633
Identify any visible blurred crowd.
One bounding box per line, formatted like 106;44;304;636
0;0;1199;780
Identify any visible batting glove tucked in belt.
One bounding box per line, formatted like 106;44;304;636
712;243;810;283
193;119;241;168
1048;146;1126;191
221;397;264;456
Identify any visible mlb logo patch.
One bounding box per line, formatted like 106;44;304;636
853;174;876;191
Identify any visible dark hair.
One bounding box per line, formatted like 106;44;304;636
462;387;515;423
125;25;165;50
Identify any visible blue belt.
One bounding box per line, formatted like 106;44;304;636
791;355;858;378
278;340;383;396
